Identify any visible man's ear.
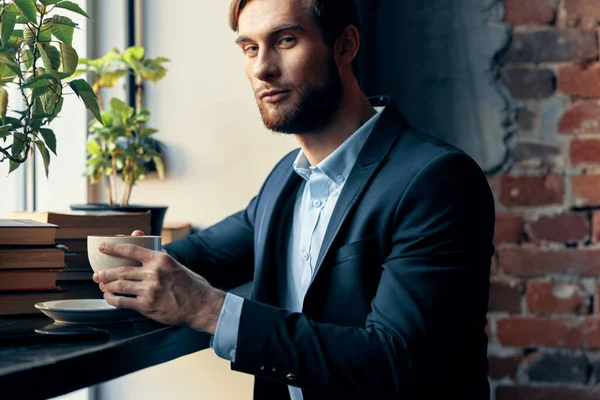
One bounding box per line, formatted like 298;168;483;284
334;25;360;69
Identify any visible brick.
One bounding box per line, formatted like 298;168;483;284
503;67;556;99
524;351;588;383
571;139;600;166
494;213;524;245
500;174;564;207
558;63;600;98
514;141;562;168
559;101;600;135
518;108;538;131
488;355;521;380
592;358;600;382
593;211;600;242
526;280;589;314
497;385;600;400
490;279;522;313
498;247;600;276
505;0;555;25
583;318;600;348
524;213;589;243
564;0;600;30
594;281;600;312
503;29;598;64
572;175;600;206
496;317;583;348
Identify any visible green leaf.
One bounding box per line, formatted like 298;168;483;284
37;43;61;72
123;46;144;63
0;88;7;119
59;42;78;76
100;111;113;127
48;15;76;45
1;10;17;47
152;156;164;179
53;1;89;18
86;138;101;155
14;0;37;24
12;132;26;155
48;96;63;122
9;160;20;173
0;56;21;78
24;24;51;44
22;72;56;88
109;97;127;113
68;78;102;123
40;128;56;155
40;0;61;5
96;69;128;88
34;140;51;177
23;48;33;70
140;128;158;136
31;86;51;99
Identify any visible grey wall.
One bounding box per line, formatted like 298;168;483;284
359;0;516;174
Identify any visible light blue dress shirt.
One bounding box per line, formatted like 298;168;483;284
210;107;383;399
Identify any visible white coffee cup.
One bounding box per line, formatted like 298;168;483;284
87;235;162;273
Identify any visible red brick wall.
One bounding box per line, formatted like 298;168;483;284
489;0;600;398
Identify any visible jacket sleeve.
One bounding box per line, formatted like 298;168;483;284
230;151;495;398
162;196;256;290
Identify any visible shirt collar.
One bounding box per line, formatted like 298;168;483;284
293;108;383;185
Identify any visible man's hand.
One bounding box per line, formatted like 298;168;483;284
92;238;225;335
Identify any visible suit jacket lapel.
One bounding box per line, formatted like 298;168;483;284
312;98;408;279
252;161;302;302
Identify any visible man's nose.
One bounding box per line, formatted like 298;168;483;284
254;49;280;81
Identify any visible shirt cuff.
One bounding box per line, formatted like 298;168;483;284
210;293;244;362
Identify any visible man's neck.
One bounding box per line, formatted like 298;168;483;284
294;88;376;166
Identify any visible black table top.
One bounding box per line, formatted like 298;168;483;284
0;314;210;400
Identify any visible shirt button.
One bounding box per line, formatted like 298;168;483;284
336;174;345;182
230;350;236;360
302;252;309;261
312;199;321;208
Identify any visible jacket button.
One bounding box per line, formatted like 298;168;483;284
271;366;276;373
286;373;297;381
259;365;265;371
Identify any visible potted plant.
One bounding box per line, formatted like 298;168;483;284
69;46;170;236
0;0;102;176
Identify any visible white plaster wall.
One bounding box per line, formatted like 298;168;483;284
96;0;297;399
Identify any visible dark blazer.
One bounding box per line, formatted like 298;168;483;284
164;96;495;400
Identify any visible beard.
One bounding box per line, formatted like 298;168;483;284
257;54;343;135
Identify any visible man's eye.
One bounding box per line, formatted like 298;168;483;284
244;45;258;55
279;37;296;47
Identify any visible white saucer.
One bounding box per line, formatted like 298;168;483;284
35;299;140;325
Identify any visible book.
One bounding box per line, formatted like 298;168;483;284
0;246;65;270
0;220;58;246
0;270;62;291
162;222;192;244
8;210;151;239
0;281;104;315
57;239;88;253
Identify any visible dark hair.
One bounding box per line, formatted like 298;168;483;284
229;0;361;75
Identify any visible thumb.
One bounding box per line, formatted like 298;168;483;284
131;230;145;237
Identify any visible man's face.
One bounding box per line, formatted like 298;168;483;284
236;0;342;134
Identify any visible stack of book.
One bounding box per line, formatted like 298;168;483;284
0;219;65;315
8;210;152;283
0;211;151;316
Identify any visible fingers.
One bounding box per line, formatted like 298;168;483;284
93;265;147;283
99;242;155;263
104;292;140;311
131;230;145;237
100;279;144;296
